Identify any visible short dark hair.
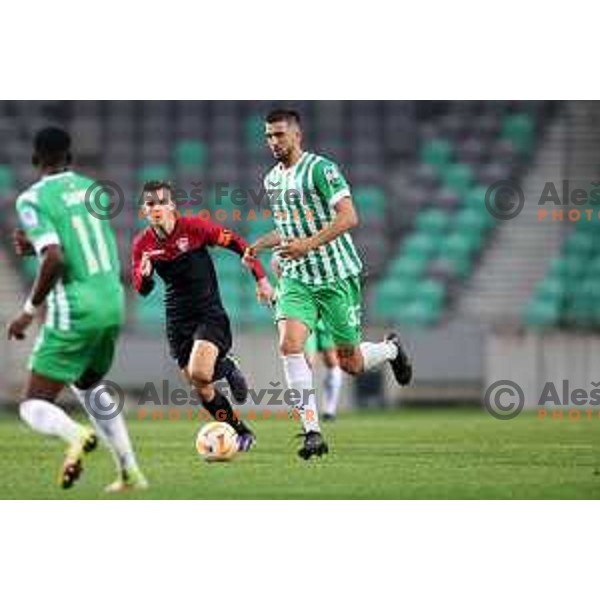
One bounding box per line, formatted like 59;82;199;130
265;109;301;126
142;180;174;196
32;127;72;167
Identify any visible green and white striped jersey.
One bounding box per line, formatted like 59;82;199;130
15;170;125;330
263;152;362;285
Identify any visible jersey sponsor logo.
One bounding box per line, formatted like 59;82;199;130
324;164;342;186
20;206;39;228
176;236;190;253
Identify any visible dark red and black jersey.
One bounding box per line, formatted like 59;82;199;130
131;216;266;325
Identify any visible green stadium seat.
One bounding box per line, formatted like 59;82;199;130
0;164;14;192
353;186;386;219
375;277;415;307
534;276;564;302
241;300;273;328
137;164;172;183
174;140;207;169
134;278;166;331
524;299;560;326
415;208;450;234
441;163;474;196
245;115;265;151
421;139;452;170
547;256;585;281
564;231;596;257
501;114;534;155
464;186;488;210
441;230;481;255
389;255;428;279
398;300;441;327
438;253;473;279
453;208;490;232
415;279;446;310
401;232;439;259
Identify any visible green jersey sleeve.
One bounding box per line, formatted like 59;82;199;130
16;191;60;254
313;158;351;208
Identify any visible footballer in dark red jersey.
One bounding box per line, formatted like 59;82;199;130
132;181;274;451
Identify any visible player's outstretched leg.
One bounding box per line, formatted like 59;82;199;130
70;380;148;492
353;334;413;386
278;319;329;460
384;332;413;385
213;354;249;405
187;341;255;452
18;372;98;489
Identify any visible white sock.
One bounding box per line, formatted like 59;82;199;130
19;399;81;444
360;341;398;371
70;384;139;472
323;366;343;416
282;353;320;433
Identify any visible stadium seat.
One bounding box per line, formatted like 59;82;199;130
524;299;560;326
534;276;564;302
415;208;450;234
245;115;265;152
417;278;445;304
389;255;428;279
421;139;452;170
441;163;474;196
134;278;166;331
441;230;481;255
401;232;440;259
353;186;386;220
0;165;14;192
453;207;491;232
398;299;441;327
174;140;207;169
564;231;596;257
501;114;534;155
137;164;172;183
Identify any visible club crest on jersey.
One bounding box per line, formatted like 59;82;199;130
20;206;39;228
176;236;190;252
324;164;341;186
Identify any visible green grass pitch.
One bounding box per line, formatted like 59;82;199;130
0;408;597;499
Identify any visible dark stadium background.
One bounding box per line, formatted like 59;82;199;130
1;100;599;415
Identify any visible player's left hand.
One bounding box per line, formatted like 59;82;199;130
7;311;34;341
276;237;315;260
256;277;274;305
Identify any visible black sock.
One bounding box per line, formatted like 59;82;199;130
213;356;235;381
202;390;250;435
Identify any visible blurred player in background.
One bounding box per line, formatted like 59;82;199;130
271;255;343;420
132;181;273;451
7;127;147;491
246;109;413;459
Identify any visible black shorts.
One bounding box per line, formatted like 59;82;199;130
167;311;233;371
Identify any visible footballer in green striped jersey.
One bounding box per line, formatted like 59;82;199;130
246;109;413;460
263;150;363;285
8;127;146;492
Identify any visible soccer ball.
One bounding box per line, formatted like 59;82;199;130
196;422;238;462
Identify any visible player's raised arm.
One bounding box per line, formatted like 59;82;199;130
197;217;274;304
131;235;155;296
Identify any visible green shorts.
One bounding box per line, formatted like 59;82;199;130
29;324;120;383
275;275;362;348
305;320;336;354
